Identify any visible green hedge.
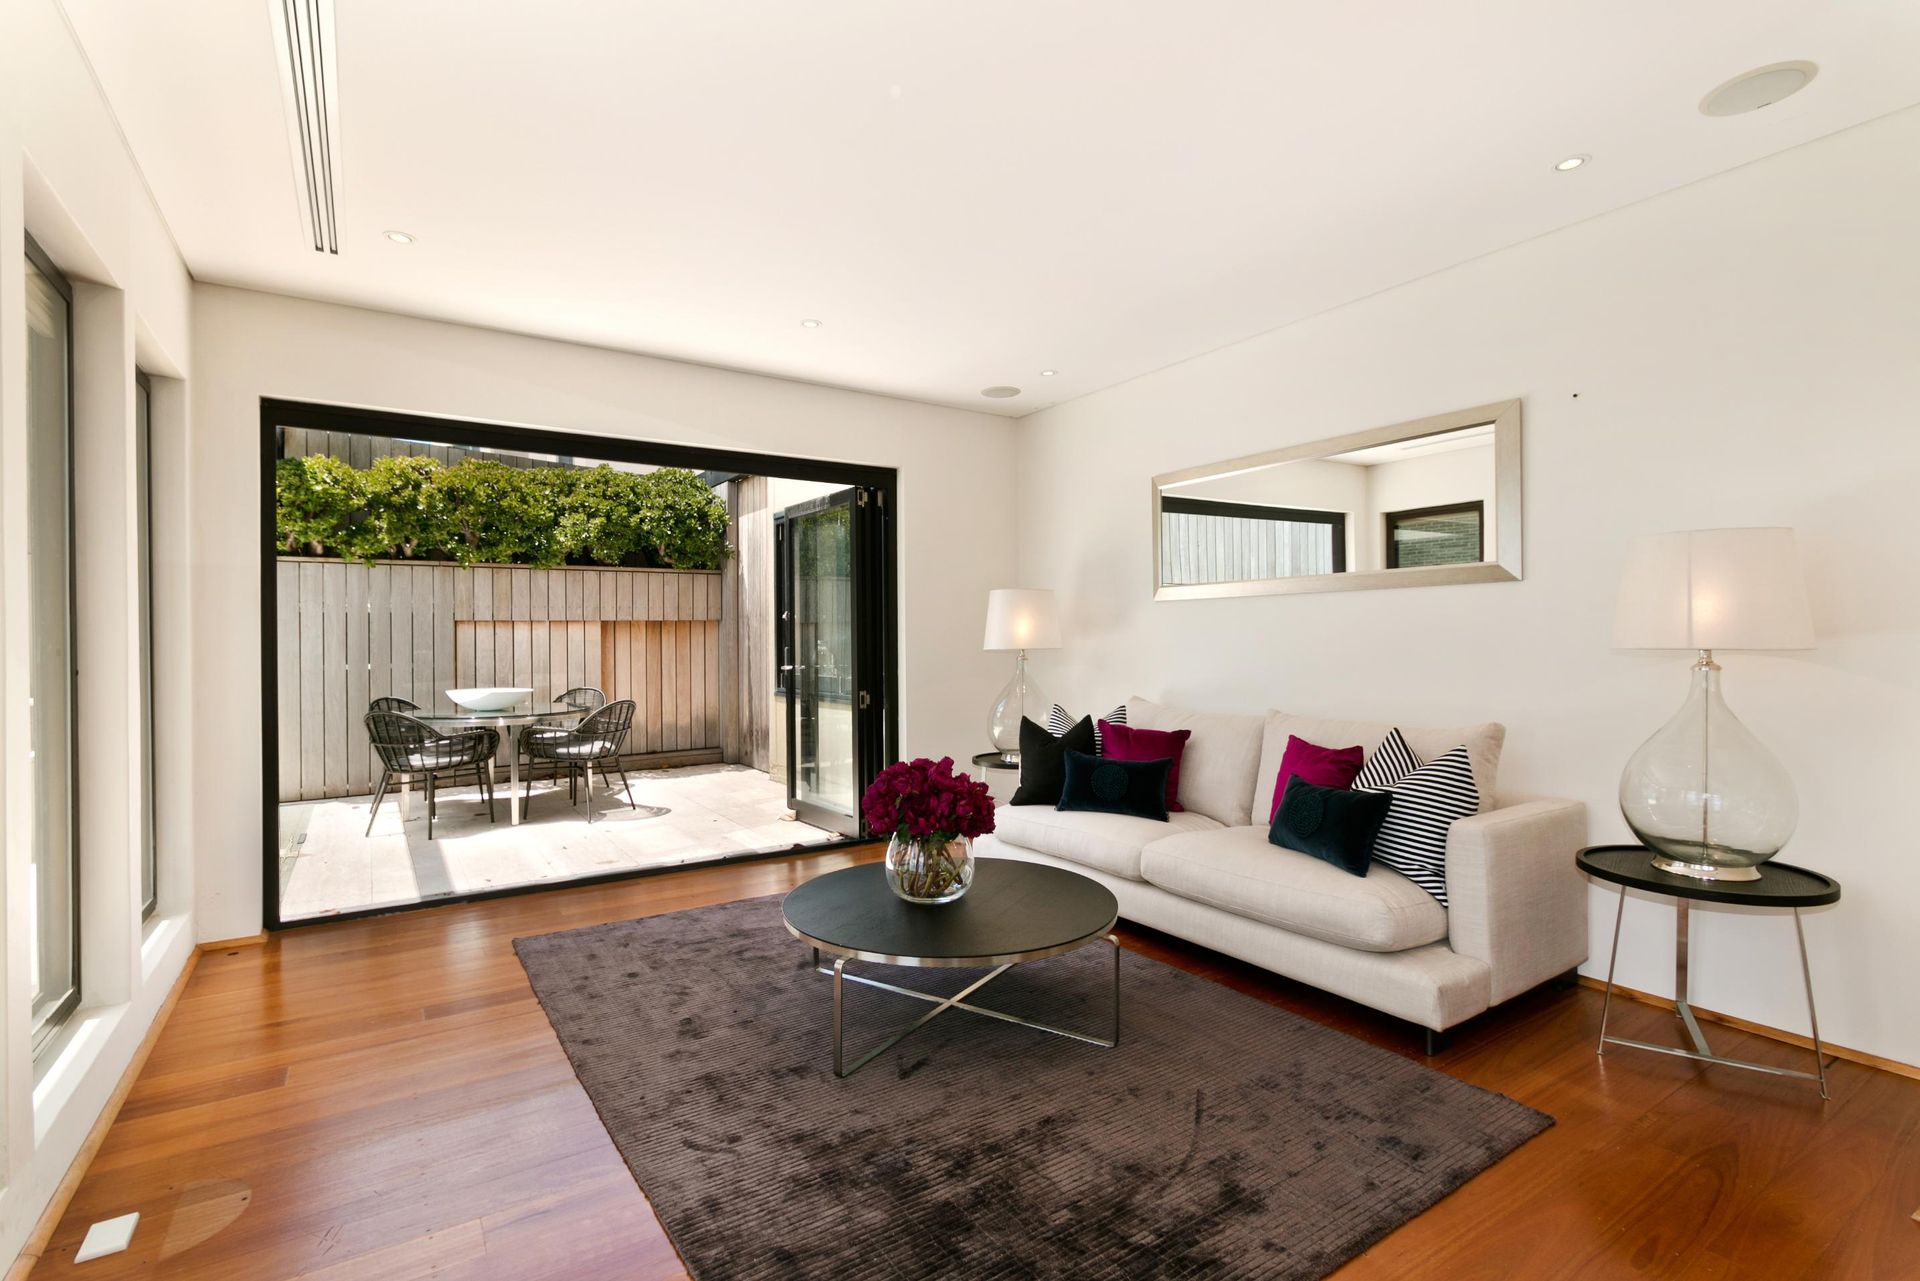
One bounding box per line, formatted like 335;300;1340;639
275;456;731;570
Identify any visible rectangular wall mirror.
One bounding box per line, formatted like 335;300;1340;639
1152;399;1522;599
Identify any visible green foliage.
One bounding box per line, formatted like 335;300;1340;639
437;458;565;567
793;502;851;578
624;468;733;569
276;455;367;556
273;453;732;570
346;454;448;561
554;465;644;566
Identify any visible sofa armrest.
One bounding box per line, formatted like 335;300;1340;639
1445;798;1589;1005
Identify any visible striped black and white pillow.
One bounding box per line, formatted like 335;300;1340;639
1047;702;1127;754
1354;727;1477;907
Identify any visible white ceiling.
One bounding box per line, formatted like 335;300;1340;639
59;1;1920;416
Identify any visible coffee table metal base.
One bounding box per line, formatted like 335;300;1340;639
812;940;1120;1079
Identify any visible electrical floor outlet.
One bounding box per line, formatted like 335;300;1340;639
74;1212;139;1263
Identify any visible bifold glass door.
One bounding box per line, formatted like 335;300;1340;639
777;486;887;837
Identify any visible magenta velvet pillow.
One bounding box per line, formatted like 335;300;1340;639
1098;720;1191;812
1267;735;1366;822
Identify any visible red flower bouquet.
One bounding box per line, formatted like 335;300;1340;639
863;757;994;903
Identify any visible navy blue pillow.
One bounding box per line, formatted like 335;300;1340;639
1268;775;1391;877
1057;750;1171;821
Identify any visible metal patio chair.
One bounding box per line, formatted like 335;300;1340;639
522;699;637;824
369;695;422;714
364;711;499;840
522;686;607;781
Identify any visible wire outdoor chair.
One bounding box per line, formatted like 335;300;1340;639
369;696;422;714
556;686;607;714
364;711;500;840
522;686;608;781
522;699;637;824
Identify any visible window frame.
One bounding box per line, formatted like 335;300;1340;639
25;231;82;1050
1159;495;1349;577
1382;499;1486;570
136;368;158;920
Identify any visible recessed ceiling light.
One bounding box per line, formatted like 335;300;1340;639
383;230;415;244
981;386;1022;399
800;318;823;328
1554;155;1589;172
1039;369;1058;377
1701;61;1818;117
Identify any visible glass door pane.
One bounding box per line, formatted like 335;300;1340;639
26;245;79;1045
785;491;859;835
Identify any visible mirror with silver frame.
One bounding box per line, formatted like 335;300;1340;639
1152;399;1522;599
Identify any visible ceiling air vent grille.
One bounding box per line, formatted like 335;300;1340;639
267;0;341;254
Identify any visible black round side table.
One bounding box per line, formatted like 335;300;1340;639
783;861;1120;1078
1578;844;1841;1097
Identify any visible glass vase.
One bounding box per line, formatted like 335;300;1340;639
988;650;1047;754
1619;653;1797;881
885;834;975;905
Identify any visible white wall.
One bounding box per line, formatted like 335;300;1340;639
0;0;196;1263
190;285;1018;941
1015;106;1920;1069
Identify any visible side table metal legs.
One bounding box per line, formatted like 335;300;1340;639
822;935;1122;1079
1596;886;1830;1098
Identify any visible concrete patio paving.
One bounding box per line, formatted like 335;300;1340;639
277;762;840;920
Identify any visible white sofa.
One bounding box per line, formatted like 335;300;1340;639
975;697;1588;1042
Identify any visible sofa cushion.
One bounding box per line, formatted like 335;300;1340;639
1251;712;1505;822
1126;697;1265;827
1011;714;1093;806
1269;775;1392;877
993;804;1223;881
1048;702;1126;754
1099;720;1191;811
1354;729;1480;907
1140;825;1449;953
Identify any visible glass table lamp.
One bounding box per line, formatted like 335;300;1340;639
983;589;1061;755
1611;528;1814;880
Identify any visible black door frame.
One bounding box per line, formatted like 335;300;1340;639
258;398;899;930
775;487;885;837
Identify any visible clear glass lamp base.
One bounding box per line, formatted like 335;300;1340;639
1619;652;1796;882
988;650;1046;754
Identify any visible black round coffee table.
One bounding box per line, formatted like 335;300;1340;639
783;859;1120;1078
1578;844;1841;1097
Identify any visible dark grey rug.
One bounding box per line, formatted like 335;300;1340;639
514;895;1550;1280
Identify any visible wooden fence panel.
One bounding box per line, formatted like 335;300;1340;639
344;561;370;796
276;559;725;801
276;563;301;801
298;562;325;800
366;562;392;788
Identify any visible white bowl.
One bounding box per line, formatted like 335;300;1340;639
445;687;534;713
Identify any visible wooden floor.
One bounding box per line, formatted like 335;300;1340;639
29;847;1920;1280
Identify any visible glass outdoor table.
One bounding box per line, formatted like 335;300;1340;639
414;707;582;826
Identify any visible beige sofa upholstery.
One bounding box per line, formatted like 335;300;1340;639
1139;825;1449;953
993;805;1222;881
975;701;1588;1034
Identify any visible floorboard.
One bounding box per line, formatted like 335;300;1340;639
27;846;1919;1279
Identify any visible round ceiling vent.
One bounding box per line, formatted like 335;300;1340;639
980;386;1022;399
1700;61;1817;117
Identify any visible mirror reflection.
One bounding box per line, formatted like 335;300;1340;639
1152;400;1520;599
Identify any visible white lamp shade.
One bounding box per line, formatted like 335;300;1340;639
1612;527;1814;651
983;588;1061;651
